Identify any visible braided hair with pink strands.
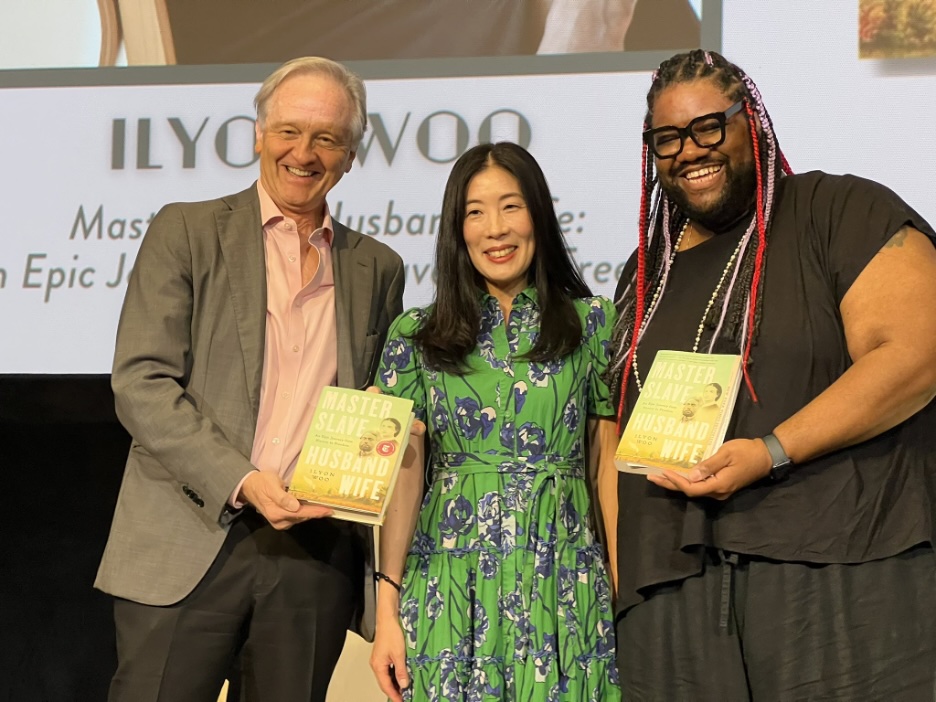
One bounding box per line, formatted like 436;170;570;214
611;50;794;429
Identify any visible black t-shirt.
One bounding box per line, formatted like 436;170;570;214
613;172;936;615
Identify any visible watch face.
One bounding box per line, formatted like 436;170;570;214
769;461;792;482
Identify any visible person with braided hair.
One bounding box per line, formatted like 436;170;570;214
602;49;936;699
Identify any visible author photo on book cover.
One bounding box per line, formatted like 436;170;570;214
94;56;405;701
607;49;936;700
369;142;621;701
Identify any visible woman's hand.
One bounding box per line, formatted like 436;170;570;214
369;614;410;702
363;384;422;700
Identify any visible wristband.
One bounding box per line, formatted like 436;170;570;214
762;432;793;482
374;571;402;592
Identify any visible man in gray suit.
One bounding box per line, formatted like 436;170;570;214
95;57;405;702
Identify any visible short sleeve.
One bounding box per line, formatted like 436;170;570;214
375;308;428;423
806;173;936;303
583;296;618;417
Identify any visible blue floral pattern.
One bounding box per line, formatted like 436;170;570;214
377;290;620;701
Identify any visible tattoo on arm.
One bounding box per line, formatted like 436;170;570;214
884;227;910;248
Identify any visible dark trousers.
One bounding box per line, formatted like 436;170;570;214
617;546;936;702
109;512;362;702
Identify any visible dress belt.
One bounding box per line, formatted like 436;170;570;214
432;456;584;479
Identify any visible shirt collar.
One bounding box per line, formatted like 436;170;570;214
256;180;334;246
479;285;539;313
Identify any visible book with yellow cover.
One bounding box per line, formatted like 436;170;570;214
288;386;415;525
615;350;743;475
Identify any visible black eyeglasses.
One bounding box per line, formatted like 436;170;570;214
643;100;745;159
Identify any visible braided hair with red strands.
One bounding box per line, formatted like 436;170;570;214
611;50;794;431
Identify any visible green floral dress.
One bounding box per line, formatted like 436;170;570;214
377;290;621;702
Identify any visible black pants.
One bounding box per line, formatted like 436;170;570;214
109;512;362;702
617;546;936;702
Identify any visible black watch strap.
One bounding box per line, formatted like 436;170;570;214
762;432;793;482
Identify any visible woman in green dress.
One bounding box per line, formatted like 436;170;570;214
369;142;621;702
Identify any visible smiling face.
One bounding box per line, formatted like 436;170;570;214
651;79;756;232
462;165;536;306
255;72;356;228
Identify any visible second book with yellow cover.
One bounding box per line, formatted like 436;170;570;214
288;386;415;525
615;350;743;476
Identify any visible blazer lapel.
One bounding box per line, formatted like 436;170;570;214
332;221;373;389
216;187;266;416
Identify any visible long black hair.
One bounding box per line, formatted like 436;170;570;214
415;142;592;373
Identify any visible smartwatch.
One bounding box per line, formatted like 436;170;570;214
762;432;793;482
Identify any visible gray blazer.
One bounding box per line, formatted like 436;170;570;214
94;185;404;640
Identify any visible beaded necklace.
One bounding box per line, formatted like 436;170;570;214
631;220;746;392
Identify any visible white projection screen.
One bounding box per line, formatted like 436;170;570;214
1;0;934;374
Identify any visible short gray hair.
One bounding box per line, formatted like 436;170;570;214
254;57;367;148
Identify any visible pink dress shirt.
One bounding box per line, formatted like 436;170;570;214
230;182;339;506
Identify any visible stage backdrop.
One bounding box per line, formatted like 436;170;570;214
1;1;933;373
